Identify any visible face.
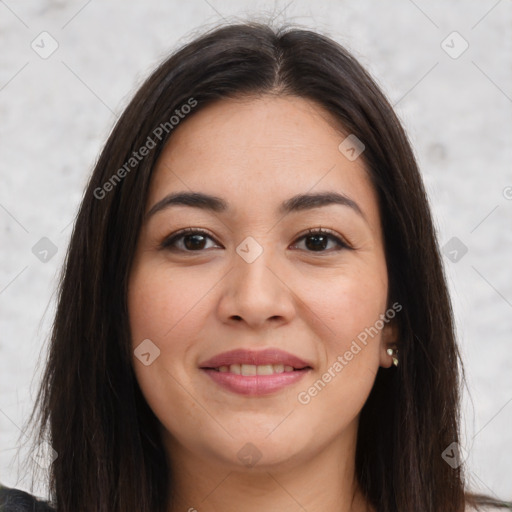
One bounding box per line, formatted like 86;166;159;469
128;94;397;474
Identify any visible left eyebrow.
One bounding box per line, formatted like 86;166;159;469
144;190;367;223
279;191;365;219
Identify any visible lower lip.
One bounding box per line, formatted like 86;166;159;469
201;368;310;396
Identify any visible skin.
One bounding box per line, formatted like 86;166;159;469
128;94;398;512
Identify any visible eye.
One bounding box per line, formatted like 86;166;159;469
291;228;351;253
160;227;351;253
160;228;220;252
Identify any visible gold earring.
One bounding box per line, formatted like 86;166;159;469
386;348;399;367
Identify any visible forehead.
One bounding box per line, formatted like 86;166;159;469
148;95;379;224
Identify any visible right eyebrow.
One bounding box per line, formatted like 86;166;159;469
145;192;228;221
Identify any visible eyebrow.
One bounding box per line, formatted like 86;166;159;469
145;190;366;222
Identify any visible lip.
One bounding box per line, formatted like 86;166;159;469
202;368;311;396
198;348;312;369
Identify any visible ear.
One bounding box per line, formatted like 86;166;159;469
379;317;399;368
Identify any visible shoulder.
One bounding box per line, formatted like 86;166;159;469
0;484;55;511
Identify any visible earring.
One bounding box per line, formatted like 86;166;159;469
386;348;399;367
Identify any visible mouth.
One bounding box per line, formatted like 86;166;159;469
203;363;312;375
198;348;313;395
198;347;313;371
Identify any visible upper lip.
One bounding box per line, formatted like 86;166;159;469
199;348;313;369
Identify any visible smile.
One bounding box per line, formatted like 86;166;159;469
212;363;302;375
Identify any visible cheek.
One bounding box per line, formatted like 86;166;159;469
128;263;213;434
310;265;388;344
128;261;213;343
301;267;387;402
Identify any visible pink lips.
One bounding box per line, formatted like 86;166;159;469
199;348;312;396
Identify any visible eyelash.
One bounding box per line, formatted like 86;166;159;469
159;227;351;254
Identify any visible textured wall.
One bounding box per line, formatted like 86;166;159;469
1;0;511;500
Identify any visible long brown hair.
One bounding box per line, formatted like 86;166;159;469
28;21;512;512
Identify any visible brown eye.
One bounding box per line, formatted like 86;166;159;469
160;229;220;252
292;229;350;253
181;233;208;250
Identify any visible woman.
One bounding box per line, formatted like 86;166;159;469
1;21;511;512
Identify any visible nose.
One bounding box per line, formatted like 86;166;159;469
216;241;296;330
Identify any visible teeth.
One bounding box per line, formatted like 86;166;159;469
257;364;278;375
241;364;257;376
215;363;298;375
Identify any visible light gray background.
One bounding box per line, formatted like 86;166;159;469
1;0;511;501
